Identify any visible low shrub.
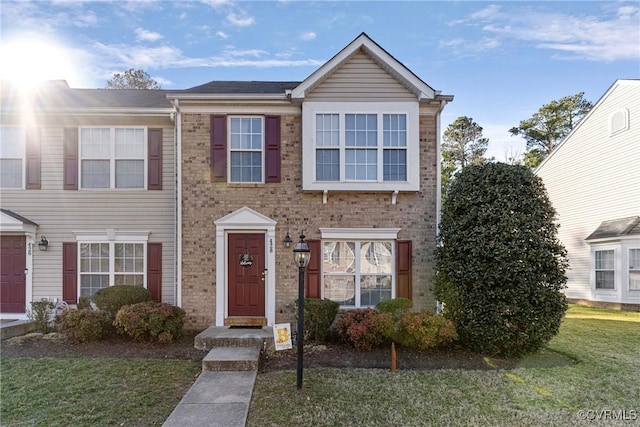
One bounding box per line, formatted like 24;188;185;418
57;309;111;343
376;298;413;323
28;300;55;333
94;285;152;318
300;298;339;342
114;301;185;342
77;296;92;310
336;309;393;351
396;309;458;351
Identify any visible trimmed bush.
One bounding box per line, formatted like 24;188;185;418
28;300;55;333
435;163;568;356
299;298;339;342
57;309;111;343
376;298;413;323
336;309;393;351
114;301;185;342
93;285;152;318
77;296;92;310
396;310;457;350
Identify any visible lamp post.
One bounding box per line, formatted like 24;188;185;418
292;232;310;391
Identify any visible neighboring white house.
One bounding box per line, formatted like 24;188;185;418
536;79;640;310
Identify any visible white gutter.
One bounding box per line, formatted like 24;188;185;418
173;99;183;308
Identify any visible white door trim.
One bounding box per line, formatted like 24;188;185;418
214;207;277;326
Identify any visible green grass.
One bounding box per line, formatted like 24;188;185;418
247;305;640;426
0;357;201;426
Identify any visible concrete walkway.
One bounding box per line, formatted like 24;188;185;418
163;326;273;427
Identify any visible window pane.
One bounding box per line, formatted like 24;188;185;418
82;160;110;188
0;127;24;158
115;243;144;273
360;242;392;273
324;275;355;306
323;241;356;273
115;274;144;286
345;114;377;147
230;152;262;182
596;271;614;289
229;118;262;150
383;114;407;147
115;160;144;188
360;275;392;307
630;249;640;290
383;149;407;181
80;128;110;158
115;128;145;158
0;159;22;188
80;274;109;297
595;250;614;269
345;149;377;180
316;149;339;181
316;114;339;147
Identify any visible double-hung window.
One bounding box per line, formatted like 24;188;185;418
229;117;263;183
303;102;418;191
629;249;640;291
0;126;24;188
79;242;145;297
323;240;393;307
80;127;146;189
595;249;615;289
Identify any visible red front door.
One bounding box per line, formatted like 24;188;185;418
228;233;265;317
0;235;27;313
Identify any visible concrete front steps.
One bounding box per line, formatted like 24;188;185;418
163;326;274;427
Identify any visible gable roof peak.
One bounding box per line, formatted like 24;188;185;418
291;33;438;101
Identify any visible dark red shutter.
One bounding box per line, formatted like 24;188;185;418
147;243;162;302
148;128;163;190
264;115;281;183
25;127;41;189
210;115;227;182
63;128;78;190
396;240;412;299
62;242;78;304
305;239;321;299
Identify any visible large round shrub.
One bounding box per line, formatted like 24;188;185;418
114;301;185;343
57;309;111;343
93;285;152;318
301;298;339;342
434;163;568;356
336;309;393;351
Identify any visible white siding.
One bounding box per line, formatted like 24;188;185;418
1;116;176;305
306;50;416;102
536;81;640;304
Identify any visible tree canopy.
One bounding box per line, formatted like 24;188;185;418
434;163;568;356
105;69;161;89
441;116;489;199
510;92;592;167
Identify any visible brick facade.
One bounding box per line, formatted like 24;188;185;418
181;112;439;329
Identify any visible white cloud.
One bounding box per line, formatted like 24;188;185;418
446;3;640;62
135;28;163;42
299;31;316;41
227;11;255;27
216;31;229;39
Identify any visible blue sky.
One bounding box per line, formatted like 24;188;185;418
1;1;638;160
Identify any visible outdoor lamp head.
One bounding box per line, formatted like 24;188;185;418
292;232;311;268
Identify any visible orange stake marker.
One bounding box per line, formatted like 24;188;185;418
391;342;397;372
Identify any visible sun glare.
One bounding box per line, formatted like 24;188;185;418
0;36;78;89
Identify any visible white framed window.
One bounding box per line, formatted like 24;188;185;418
303;102;419;192
229;117;263;183
79;242;146;297
319;228;400;308
79;127;146;189
629;248;640;291
595;249;615;290
0;126;25;188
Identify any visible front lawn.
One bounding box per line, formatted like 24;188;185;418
0;357;200;426
247;305;640;426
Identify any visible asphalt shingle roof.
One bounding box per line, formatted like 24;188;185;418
585;216;640;240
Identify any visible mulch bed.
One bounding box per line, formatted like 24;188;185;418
1;332;517;371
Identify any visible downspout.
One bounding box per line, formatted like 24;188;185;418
435;97;448;315
173;99;183;308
